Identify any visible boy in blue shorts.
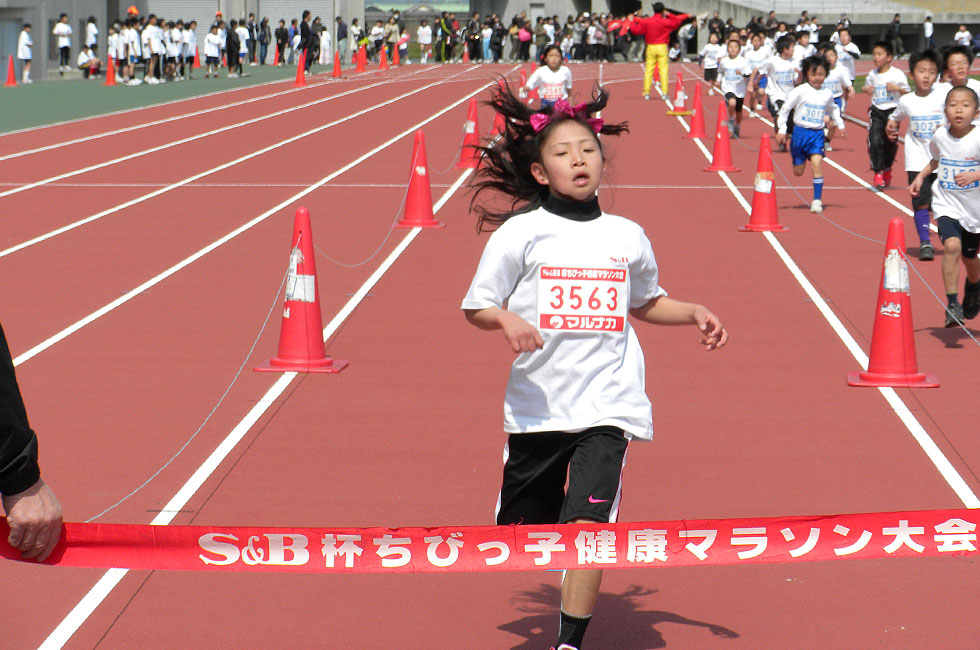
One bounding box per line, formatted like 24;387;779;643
776;55;845;213
911;86;980;327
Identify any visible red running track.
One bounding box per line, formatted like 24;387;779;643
1;62;977;649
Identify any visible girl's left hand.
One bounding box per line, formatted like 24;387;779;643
694;306;728;351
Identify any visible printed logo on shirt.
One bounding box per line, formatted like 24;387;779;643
537;266;628;332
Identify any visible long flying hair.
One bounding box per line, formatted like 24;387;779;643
468;80;628;232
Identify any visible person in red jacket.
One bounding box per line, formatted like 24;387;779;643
630;3;692;99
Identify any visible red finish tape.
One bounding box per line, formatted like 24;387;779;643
2;510;975;573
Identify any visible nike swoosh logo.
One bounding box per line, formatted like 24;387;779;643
588;495;609;504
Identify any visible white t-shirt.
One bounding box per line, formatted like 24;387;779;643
236;25;249;45
77;50;93;67
890;90;946;172
744;45;770;73
527;66;573;101
543;23;555;43
760;55;799;103
53;22;72;48
778;83;844;133
127;28;142;58
86;22;98;47
718;55;752;97
835;42;860;80
107;32;118;58
17;31;32;60
929;126;980;231
866;67;910;110
461;207;667;439
934;79;980;126
792;43;815;65
954;30;972;47
924;22;934;39
823;64;853;99
183;29;196;57
417;25;432;45
699;43;723;69
165;30;179;57
204;32;221;58
114;30;127;59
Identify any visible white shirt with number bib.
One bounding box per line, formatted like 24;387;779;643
930;126;980;232
526;66;573;102
890;90;945;172
461;207;666;439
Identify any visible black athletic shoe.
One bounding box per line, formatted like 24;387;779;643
918;242;934;261
945;303;965;328
963;281;980;319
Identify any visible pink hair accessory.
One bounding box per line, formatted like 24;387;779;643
529;99;604;134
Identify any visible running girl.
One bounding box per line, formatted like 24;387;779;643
750;34;799;146
777;55;845;214
698;31;723;95
462;84;728;650
718;38;753;138
524;44;573;110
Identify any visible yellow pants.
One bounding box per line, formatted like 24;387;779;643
643;43;669;96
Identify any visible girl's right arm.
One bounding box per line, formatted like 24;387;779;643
464;307;543;353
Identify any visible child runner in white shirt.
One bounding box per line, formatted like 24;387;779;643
417;20;432;63
750;34;799;145
953;25;972;48
16;24;32;83
777;55;845;213
834;27;860;81
204;24;222;78
792;31;815;64
698;31;724;95
183;21;197;79
817;43;854;151
524;45;573;110
933;46;980;126
463;84;727;650
911;86;980;327
864;40;910;188
718;38;752;137
743;31;771;111
888;50;944;260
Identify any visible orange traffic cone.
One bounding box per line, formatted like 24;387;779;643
456;97;481;169
704;101;739;172
5;55;16;87
193;47;201;68
103;55;116;86
740;134;788;232
848;218;938;387
356;45;366;72
378;46;388;70
294;51;306;86
273;45;280;66
332;50;342;78
393;43;400;66
255;207;349;374
685;83;707;139
462;45;470;64
397;131;444;228
666;72;692;116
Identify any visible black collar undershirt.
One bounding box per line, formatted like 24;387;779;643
542;193;601;222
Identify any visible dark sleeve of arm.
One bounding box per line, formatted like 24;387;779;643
0;322;41;496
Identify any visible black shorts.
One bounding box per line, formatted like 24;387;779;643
704;68;718;82
937;216;980;258
908;171;935;210
724;92;744;112
496;426;629;526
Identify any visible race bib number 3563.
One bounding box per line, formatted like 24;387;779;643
537;266;628;332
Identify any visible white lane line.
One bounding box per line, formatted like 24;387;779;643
0;67;440;200
0;65;446;163
0;65;394;140
36;167;476;650
0;68;444;260
12;73;498;367
668;93;980;509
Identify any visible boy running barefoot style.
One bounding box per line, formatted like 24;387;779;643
524;44;573;110
777;55;845;214
911;86;980;327
750;35;799;148
718;38;752;138
864;41;910;189
888;50;944;261
698;31;723;95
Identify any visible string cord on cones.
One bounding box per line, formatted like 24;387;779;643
312;142;420;268
84;265;292;523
